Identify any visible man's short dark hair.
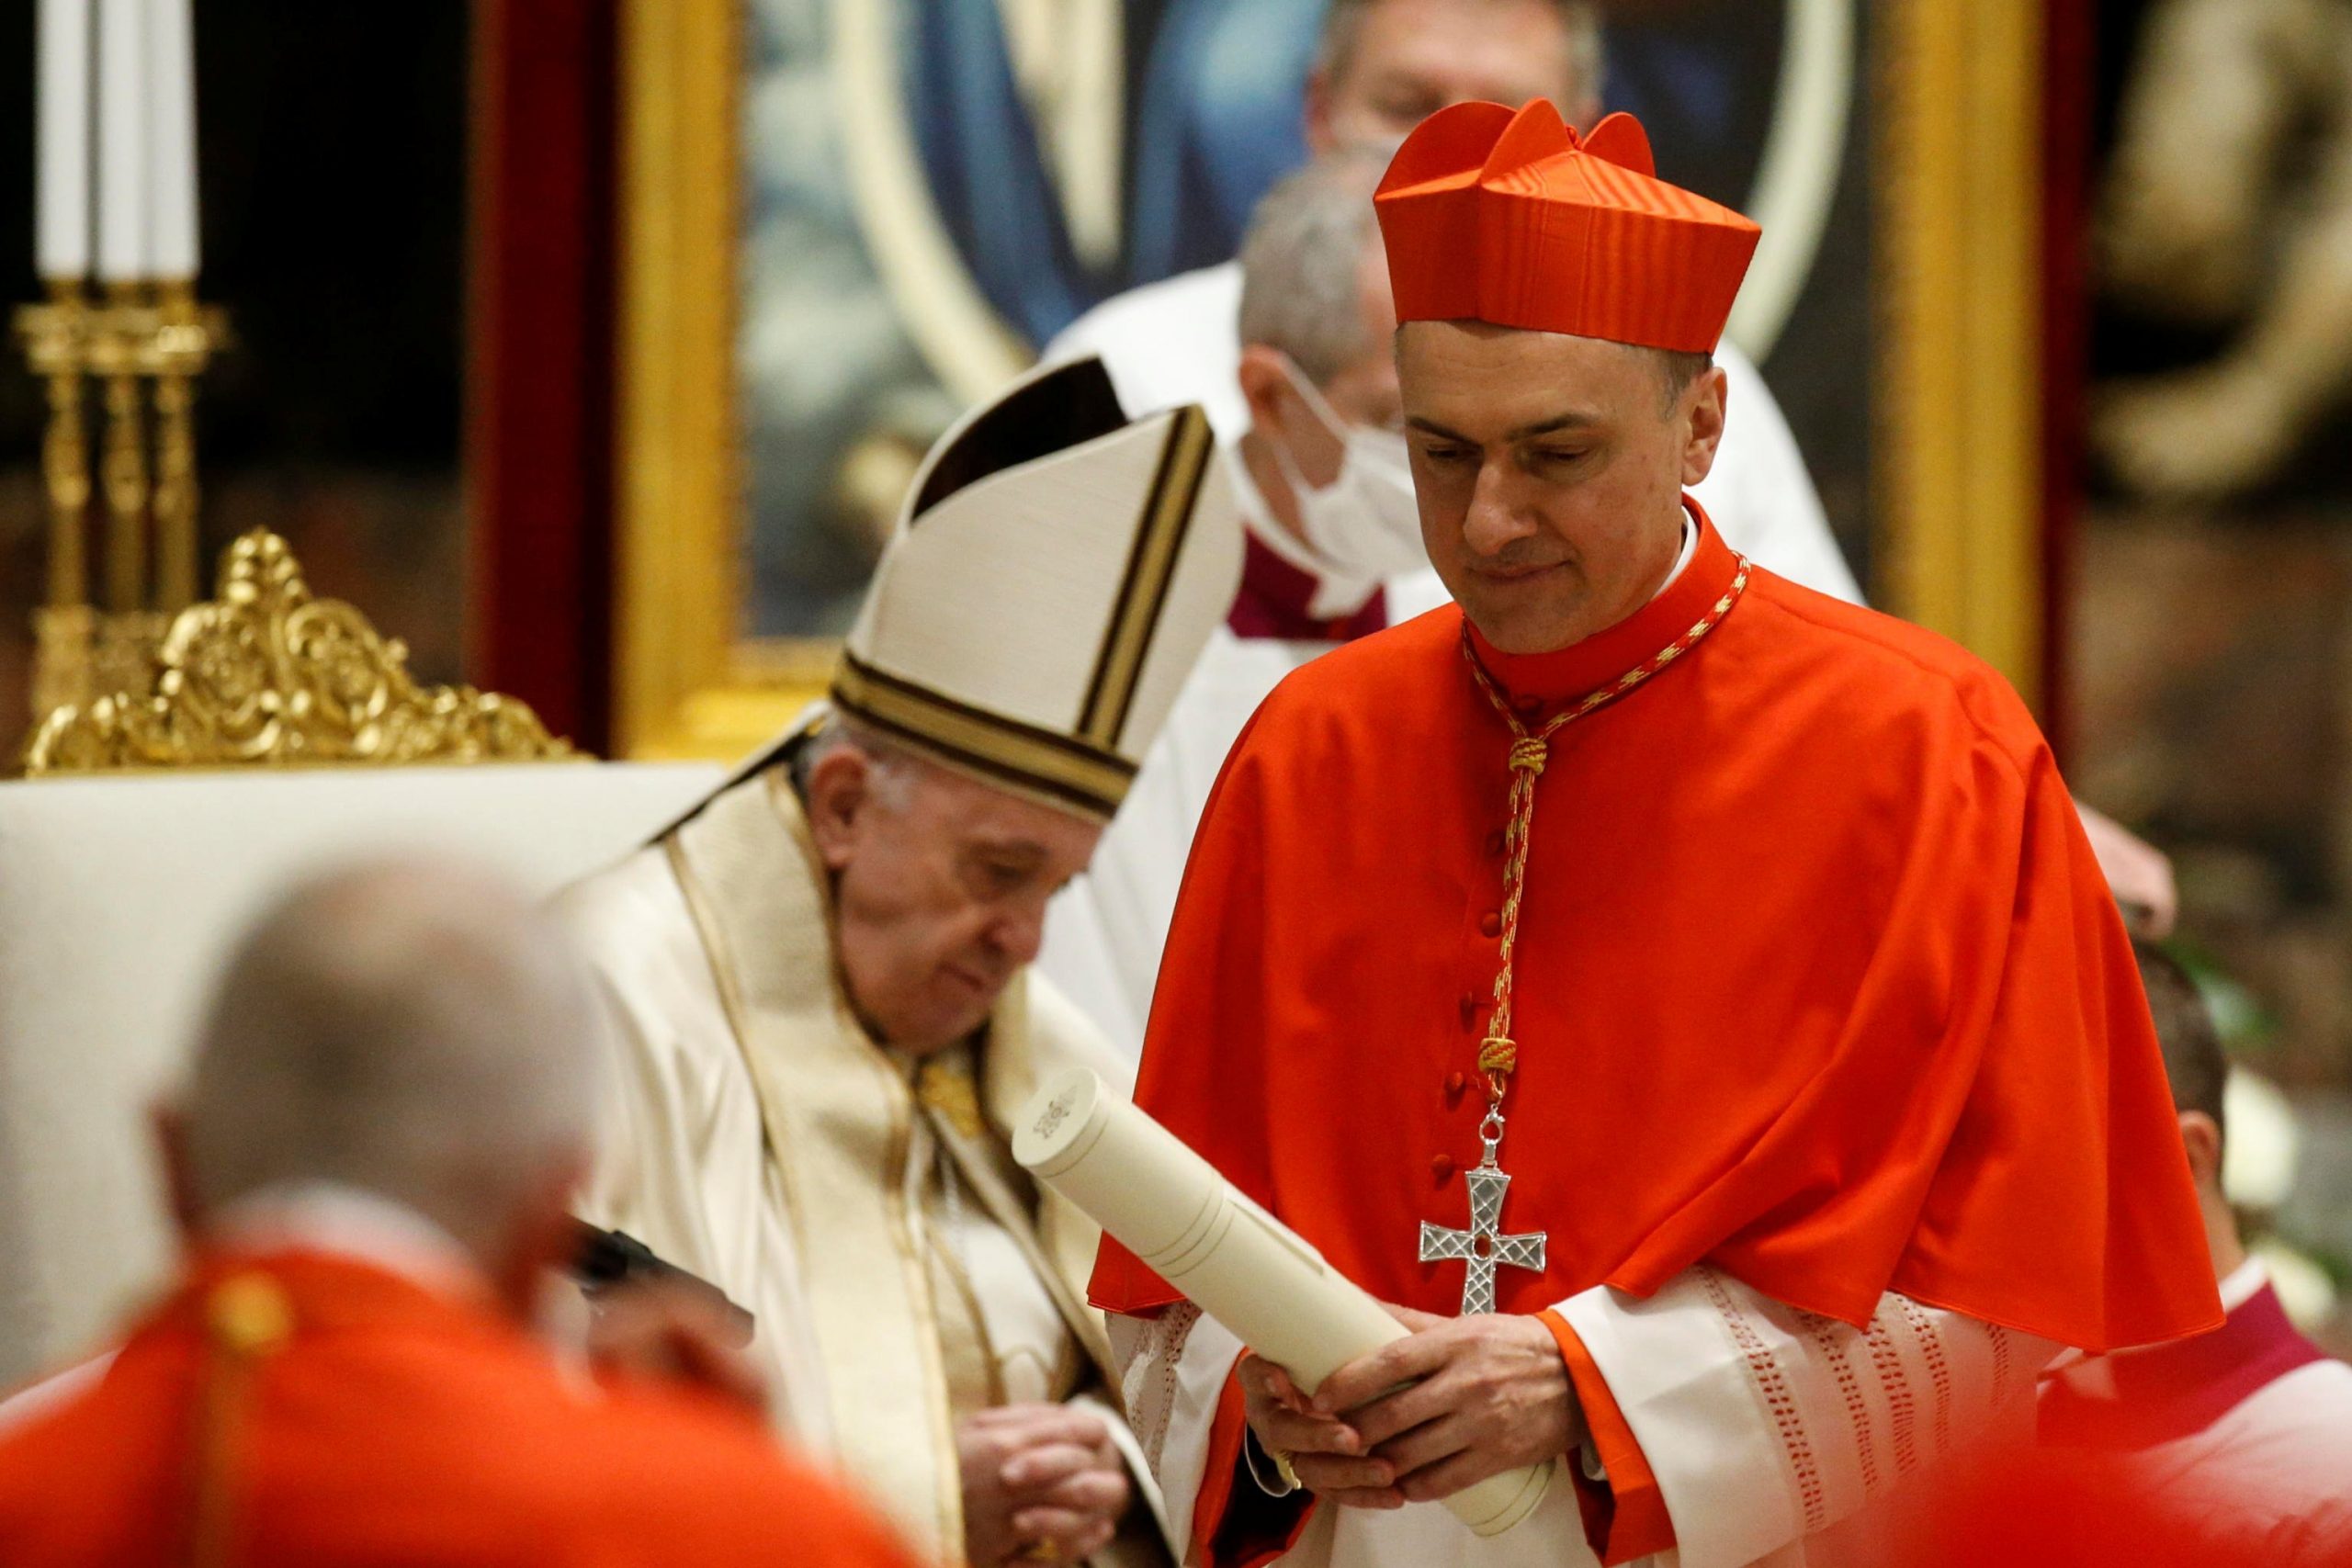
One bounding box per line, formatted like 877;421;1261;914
1316;0;1605;111
1656;348;1713;411
2135;942;2227;1137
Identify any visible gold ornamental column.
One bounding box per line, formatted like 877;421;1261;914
18;281;229;725
1877;0;2049;708
17;282;95;718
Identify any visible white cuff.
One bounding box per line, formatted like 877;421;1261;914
1577;1439;1609;1486
1555;1269;2055;1568
1555;1273;1797;1568
1108;1304;1248;1562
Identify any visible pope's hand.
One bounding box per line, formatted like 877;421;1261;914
583;1278;768;1419
956;1403;1129;1565
1311;1305;1585;1506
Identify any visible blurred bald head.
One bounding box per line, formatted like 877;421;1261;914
179;858;601;1266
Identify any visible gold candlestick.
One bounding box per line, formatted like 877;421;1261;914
19;281;91;606
17;282;96;717
152;366;196;611
147;279;224;613
18;279;230;738
90;281;153;615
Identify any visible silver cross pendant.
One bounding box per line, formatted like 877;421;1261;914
1418;1111;1546;1315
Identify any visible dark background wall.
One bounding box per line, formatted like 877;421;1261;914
2073;0;2352;1302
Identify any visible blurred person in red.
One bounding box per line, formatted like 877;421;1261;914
0;860;922;1568
1905;943;2352;1568
2032;945;2352;1562
1901;1448;2213;1568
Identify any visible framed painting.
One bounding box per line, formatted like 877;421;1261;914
611;0;2058;761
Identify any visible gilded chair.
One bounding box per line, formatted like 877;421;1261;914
0;532;721;1389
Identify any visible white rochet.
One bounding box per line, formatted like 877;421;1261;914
1013;1068;1555;1538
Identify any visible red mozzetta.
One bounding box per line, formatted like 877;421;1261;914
1091;505;2218;1355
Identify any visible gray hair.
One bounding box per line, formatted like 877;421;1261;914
1315;0;1606;120
1238;146;1396;386
788;710;922;814
182;858;602;1262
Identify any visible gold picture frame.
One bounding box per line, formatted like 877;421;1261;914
613;0;2052;761
615;0;810;760
1876;0;2049;708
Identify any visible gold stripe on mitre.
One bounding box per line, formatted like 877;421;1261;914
1077;404;1214;751
830;655;1137;822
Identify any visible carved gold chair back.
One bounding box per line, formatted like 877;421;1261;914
23;529;574;775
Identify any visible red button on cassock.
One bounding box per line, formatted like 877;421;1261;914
1445;1070;1466;1100
1457;995;1479;1027
1486;829;1508;857
1479;911;1502;937
1431;1155;1456;1183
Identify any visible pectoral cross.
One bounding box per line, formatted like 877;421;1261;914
1417;1117;1546;1315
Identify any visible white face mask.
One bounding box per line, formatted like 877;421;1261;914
1266;356;1430;582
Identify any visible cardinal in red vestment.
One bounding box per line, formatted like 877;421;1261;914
0;1250;924;1568
0;860;922;1568
1088;100;2222;1568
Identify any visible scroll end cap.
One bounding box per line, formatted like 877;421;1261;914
1012;1066;1106;1174
1461;1460;1555;1537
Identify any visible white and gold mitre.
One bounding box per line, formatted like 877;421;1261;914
828;356;1239;821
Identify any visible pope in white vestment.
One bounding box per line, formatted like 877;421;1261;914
560;358;1244;1567
562;768;1165;1562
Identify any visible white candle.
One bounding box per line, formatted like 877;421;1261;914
95;0;145;282
145;0;198;277
36;0;93;279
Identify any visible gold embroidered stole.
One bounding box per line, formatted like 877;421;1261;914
670;769;963;1555
921;1052;1116;1382
666;769;1124;1559
913;1054;1071;1416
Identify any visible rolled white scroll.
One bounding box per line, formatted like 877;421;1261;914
1014;1068;1554;1538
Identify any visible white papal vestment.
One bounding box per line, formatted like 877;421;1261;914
558;767;1169;1565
